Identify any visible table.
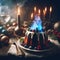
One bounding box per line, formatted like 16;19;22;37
0;37;60;58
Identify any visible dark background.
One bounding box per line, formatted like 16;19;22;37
0;0;60;22
24;0;60;22
15;0;60;22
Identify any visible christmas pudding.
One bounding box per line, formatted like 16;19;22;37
22;31;49;50
20;15;52;50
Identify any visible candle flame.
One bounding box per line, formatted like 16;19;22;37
38;9;41;14
45;7;47;12
31;13;33;19
34;6;36;12
43;10;46;15
50;6;52;12
17;6;20;15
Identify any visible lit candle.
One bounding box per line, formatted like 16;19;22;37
38;9;41;16
45;7;47;12
17;5;20;28
50;6;52;13
43;10;46;21
49;6;52;21
43;7;47;21
34;6;37;13
15;4;24;36
43;10;46;16
31;13;34;20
